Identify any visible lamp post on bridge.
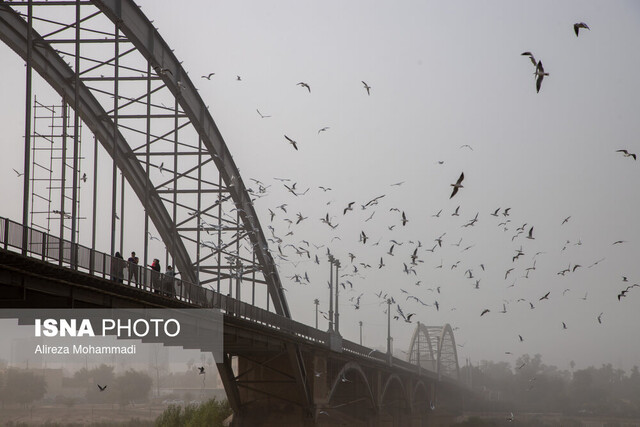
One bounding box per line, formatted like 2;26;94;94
327;254;334;332
314;298;319;329
359;321;363;345
387;298;393;365
334;258;340;336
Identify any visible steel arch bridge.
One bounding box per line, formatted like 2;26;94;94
0;0;289;316
406;322;460;380
0;1;466;423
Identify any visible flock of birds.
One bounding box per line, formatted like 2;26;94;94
9;10;637;417
242;162;636;331
183;19;640;376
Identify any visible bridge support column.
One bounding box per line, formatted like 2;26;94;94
221;348;314;427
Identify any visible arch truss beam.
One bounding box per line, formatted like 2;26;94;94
0;0;289;316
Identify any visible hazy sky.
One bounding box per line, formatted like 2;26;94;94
1;1;640;372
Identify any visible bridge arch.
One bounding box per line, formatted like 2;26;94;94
327;362;377;423
380;374;409;424
411;380;431;415
0;0;288;315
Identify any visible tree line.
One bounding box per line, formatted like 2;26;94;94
461;354;640;417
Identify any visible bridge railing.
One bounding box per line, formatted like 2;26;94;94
0;217;330;346
1;217;452;379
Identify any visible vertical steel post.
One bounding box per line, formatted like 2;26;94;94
21;0;33;255
91;135;98;273
235;210;240;300
217;175;222;294
119;172;124;255
196;137;202;285
143;63;151;281
359;321;363;345
91;136;97;253
417;321;421;372
171;95;179;268
110;22;119;257
251;252;256;305
70;0;81;268
28;98;37;232
59;100;68;265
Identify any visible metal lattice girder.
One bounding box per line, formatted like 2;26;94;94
0;0;290;316
436;324;460;380
407;323;460;380
407;323;437;371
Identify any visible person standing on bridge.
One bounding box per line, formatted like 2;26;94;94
150;258;161;293
164;265;177;297
127;251;139;286
111;252;125;283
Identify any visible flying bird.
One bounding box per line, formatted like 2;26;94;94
284;135;298;150
198;366;205;375
297;82;311;92
505;268;514;280
535;61;548;93
574;22;590;37
616;149;637;160
526;226;534;240
539;291;550;301
256;109;271;118
362;81;371;95
97;384;107;391
318;127;330;134
201;72;215;80
343;202;355;215
480;309;490;316
521;51;537;67
12;168;24;177
449;172;465;199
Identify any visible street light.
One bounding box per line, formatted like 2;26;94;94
334;258;340;335
387;298;393;365
314;298;319;329
327;254;334;332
